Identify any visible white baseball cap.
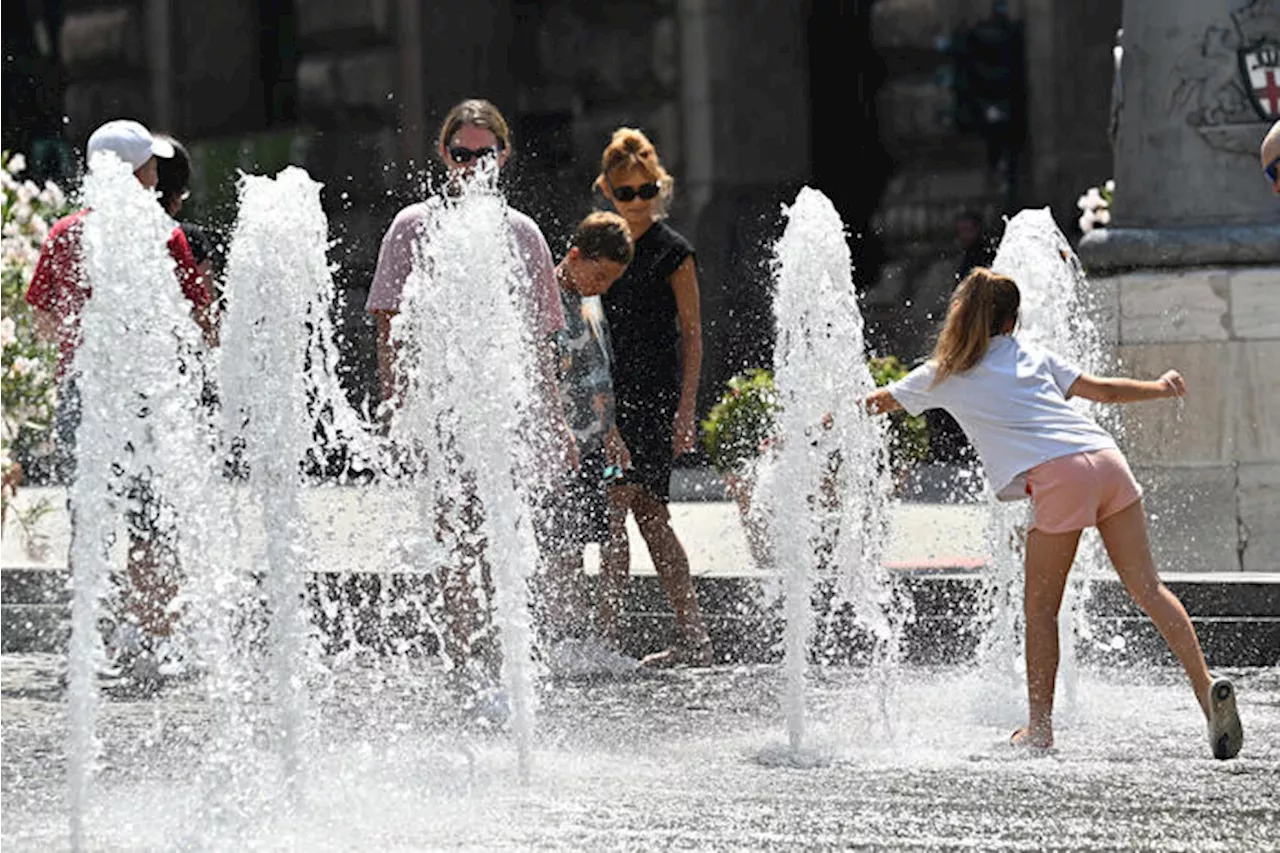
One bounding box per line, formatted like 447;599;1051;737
86;119;175;172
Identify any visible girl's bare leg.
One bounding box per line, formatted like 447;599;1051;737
1097;500;1212;717
597;485;632;646
1016;526;1082;748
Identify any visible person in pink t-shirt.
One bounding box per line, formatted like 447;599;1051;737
366;99;577;699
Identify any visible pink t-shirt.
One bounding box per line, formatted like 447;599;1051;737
365;199;565;337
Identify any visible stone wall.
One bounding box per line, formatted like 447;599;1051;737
1092;266;1280;572
1081;0;1280;575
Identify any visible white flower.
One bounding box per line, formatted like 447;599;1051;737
6;153;26;175
1095;208;1111;226
1077;193;1089;211
1079;210;1097;233
17;180;38;205
1;317;15;348
1084;187;1105;210
38;181;64;211
9;357;33;378
1104;179;1116;194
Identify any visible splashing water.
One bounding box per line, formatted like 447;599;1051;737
69;154;221;848
212;166;376;822
979;208;1120;723
756;187;906;758
387;166;544;779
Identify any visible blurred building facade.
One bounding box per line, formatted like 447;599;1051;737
3;0;1120;428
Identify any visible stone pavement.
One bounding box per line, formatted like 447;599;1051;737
2;655;1278;851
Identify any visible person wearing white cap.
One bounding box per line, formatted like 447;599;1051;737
25;117;214;691
85;118;176;188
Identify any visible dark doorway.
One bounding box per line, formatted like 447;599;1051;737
805;0;890;290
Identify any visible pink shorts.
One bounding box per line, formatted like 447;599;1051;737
1025;448;1143;534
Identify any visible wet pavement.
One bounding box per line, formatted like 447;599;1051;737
3;654;1278;851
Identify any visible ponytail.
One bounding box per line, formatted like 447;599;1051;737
930;268;1020;386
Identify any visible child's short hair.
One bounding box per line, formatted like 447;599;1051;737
570;211;633;265
155;134;192;211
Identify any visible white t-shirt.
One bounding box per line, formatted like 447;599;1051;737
886;335;1117;501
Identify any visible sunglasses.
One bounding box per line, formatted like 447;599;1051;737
610;182;660;202
448;145;501;164
1266;156;1280;184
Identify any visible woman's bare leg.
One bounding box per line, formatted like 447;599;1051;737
1097;500;1212;717
630;486;710;656
1016;526;1082;748
597;485;632;646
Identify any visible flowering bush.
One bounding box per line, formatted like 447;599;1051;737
2;151;68;541
1077;179;1114;234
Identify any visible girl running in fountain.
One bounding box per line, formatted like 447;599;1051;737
865;268;1242;760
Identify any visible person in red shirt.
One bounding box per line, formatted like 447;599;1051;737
26;120;214;684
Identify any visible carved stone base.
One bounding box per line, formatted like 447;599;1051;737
1080;225;1280;272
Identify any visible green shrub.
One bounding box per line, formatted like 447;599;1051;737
867;355;929;475
700;368;779;475
700;358;930;478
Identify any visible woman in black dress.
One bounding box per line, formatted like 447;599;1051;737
594;128;711;666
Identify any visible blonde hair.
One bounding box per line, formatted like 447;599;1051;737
594;128;674;216
437;99;512;156
930;268;1021;387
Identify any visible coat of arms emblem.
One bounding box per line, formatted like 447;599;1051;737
1170;0;1280;127
1241;37;1280;119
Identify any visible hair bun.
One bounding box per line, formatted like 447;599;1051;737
597;127;674;213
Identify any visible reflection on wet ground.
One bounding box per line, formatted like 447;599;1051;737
3;655;1278;851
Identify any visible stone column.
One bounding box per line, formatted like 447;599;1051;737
1080;0;1280;573
674;0;811;403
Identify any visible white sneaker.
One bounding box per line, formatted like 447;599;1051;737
1207;677;1243;760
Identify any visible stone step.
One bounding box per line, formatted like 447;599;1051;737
1;604;70;655
7;567;1279;616
4;568;1277;665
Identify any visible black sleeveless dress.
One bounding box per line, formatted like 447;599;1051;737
601;220;694;502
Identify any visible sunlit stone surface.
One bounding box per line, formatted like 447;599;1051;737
3;657;1276;850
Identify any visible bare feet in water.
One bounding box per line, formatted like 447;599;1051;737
1010;726;1054;750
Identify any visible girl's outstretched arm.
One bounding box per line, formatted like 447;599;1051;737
1068;369;1186;404
865;388;904;414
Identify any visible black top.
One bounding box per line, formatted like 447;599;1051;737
601;219;693;398
181;221;216;266
599;219;694;502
